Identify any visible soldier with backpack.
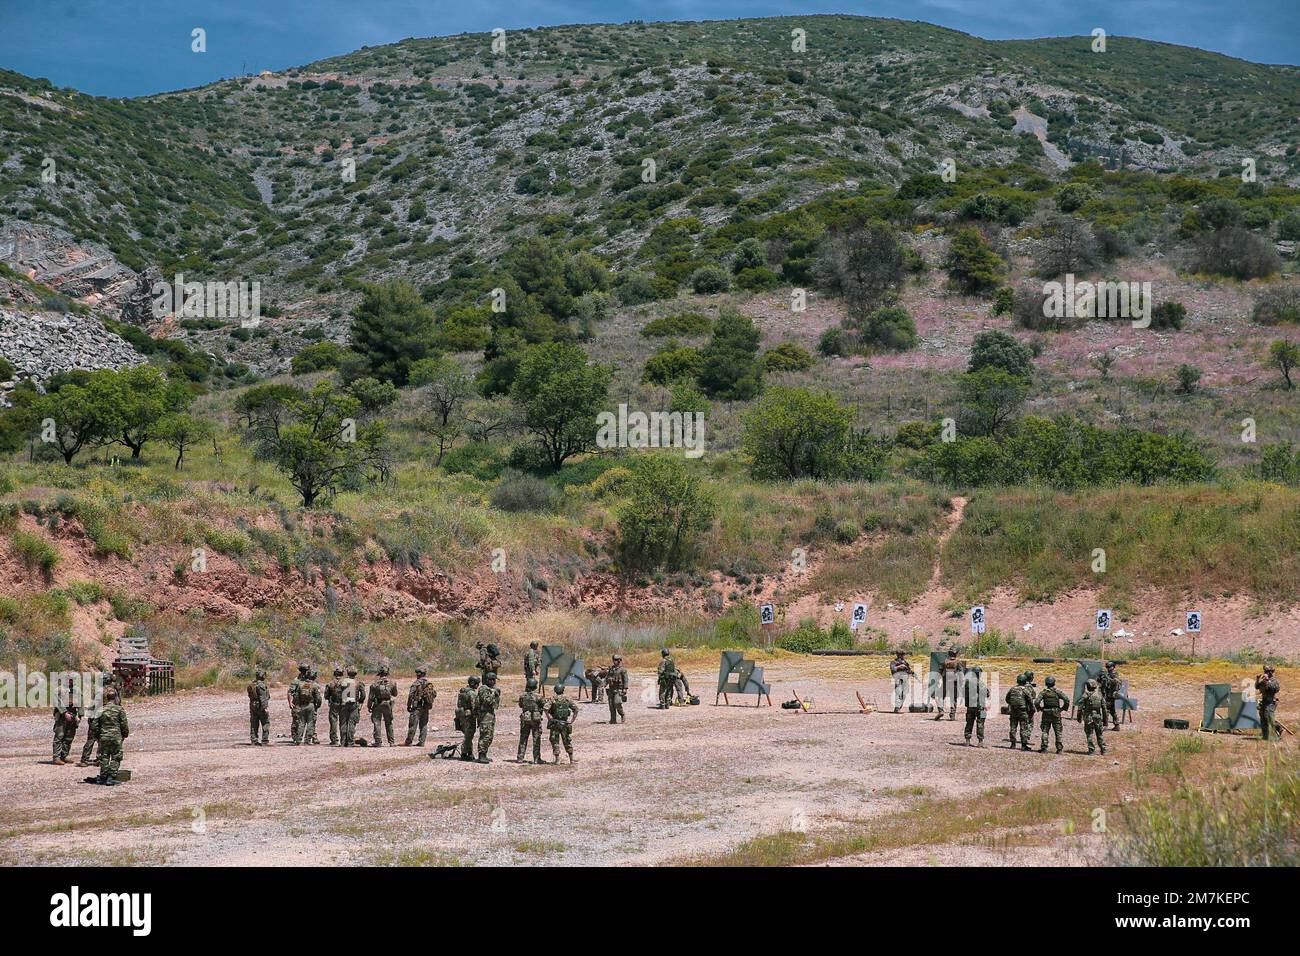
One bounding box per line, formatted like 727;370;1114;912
546;684;577;764
456;675;481;760
404;667;437;746
516;678;545;764
475;672;501;763
368;665;399;746
247;668;271;746
1098;661;1122;731
1076;679;1107;755
1036;676;1070;754
605;654;628;724
85;687;128;786
52;678;81;765
323;668;346;745
656;649;677;709
292;668;323;745
341;667;365;747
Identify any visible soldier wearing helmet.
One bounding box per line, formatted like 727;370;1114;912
456;675;481;760
1098;660;1122;731
605;654;629;724
516;677;545;764
1256;665;1280;741
368;665;399;747
889;650;914;713
474;672;500;763
545;683;577;764
1076;677;1107;755
323;668;346;746
404;666;436;747
1036;675;1069;753
656;649;677;710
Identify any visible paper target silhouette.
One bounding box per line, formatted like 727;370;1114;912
759;603;775;626
970;605;986;635
1095;609;1112;631
850;602;867;631
1186;611;1201;633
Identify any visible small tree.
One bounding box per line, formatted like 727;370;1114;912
90;365;191;460
510;342;611;470
969;330;1034;380
157;413;214;470
1175;363;1202;395
410;357;473;463
816;218;906;319
957;367;1030;437
1036;215;1098;278
1090;353;1116;379
697;309;762;400
742;387;854;480
242;383;392;507
945;227;1006;294
615;456;717;571
1269;339;1300;390
32;381;105;464
348;279;437;385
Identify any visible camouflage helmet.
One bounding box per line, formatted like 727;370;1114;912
298;663;309;673
894;649;905;656
1086;679;1098;691
947;648;958;657
526;678;538;691
553;684;565;694
1045;675;1056;687
333;668;344;677
529;640;539;649
484;671;497;684
1024;670;1035;681
612;653;622;662
255;668;266;680
1015;673;1026;685
486;644;499;656
661;648;670;657
1105;660;1117;670
415;666;427;677
105;686;120;702
1264;664;1275;673
468;675;480;687
378;664;390;676
346;667;358;677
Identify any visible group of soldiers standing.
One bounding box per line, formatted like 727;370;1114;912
246;662;438;748
890;650;1126;755
50;671;131;785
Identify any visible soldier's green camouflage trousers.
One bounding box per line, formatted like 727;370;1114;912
341;703;360;746
79;716;100;764
1083;717;1106;754
405;707;431;746
96;736;123;782
658;677;674;709
963;709;985;744
327;704;341;745
607;690;625;723
290;707;300;744
372;703;395;746
1039;712;1064;752
1105;695;1120;729
550;723;573;760
53;716;79;761
1261;701;1278;741
294;704;316;744
249;705;270;745
459;715;478;758
477;712;496;759
517;719;542;762
1008;709;1032;747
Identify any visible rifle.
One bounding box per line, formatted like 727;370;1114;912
429;743;461;759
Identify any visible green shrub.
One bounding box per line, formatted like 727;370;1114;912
859;306;918;351
762;342;815;372
12;530;59;575
290;341;346;374
776;620;854;653
690;264;731;294
641;312;712;338
490;470;560;513
642;344;704;385
1150;301;1187;330
1253;286;1300;326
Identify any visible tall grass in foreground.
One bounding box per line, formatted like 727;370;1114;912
1112;745;1300;866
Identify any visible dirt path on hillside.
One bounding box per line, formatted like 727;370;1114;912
2;655;1287;867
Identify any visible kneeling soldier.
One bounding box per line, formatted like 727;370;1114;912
546;684;577;764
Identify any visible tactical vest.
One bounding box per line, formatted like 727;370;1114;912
606;668;627;690
1038;688;1065;713
342;678;358;705
371;679;393;704
457;687;476;715
519;693;543;725
548;697;575;727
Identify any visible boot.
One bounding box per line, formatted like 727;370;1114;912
459;753;475;761
54;757;66;765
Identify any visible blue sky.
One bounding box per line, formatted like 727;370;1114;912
1;1;1297;97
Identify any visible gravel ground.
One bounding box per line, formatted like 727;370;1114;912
0;656;1285;866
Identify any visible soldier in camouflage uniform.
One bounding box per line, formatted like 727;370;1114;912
545;683;577;764
962;666;988;747
605;654;628;723
52;679;81;764
1036;675;1069;753
404;667;437;746
1098;661;1122;731
585;665;606;703
523;641;541;685
457;675;481;760
475;672;501;763
324;668;346;745
247;668;271;745
674;668;692;704
1005;674;1034;750
287;664;308;744
77;670;117;767
476;643;501;678
368;665;399;746
935;648;964;720
1256;665;1280;741
85;687;128;786
1076;679;1107;755
342;667;365;747
292;668;323;745
889;651;914;713
307;668;323;744
516;678;545;763
656;649;677;709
